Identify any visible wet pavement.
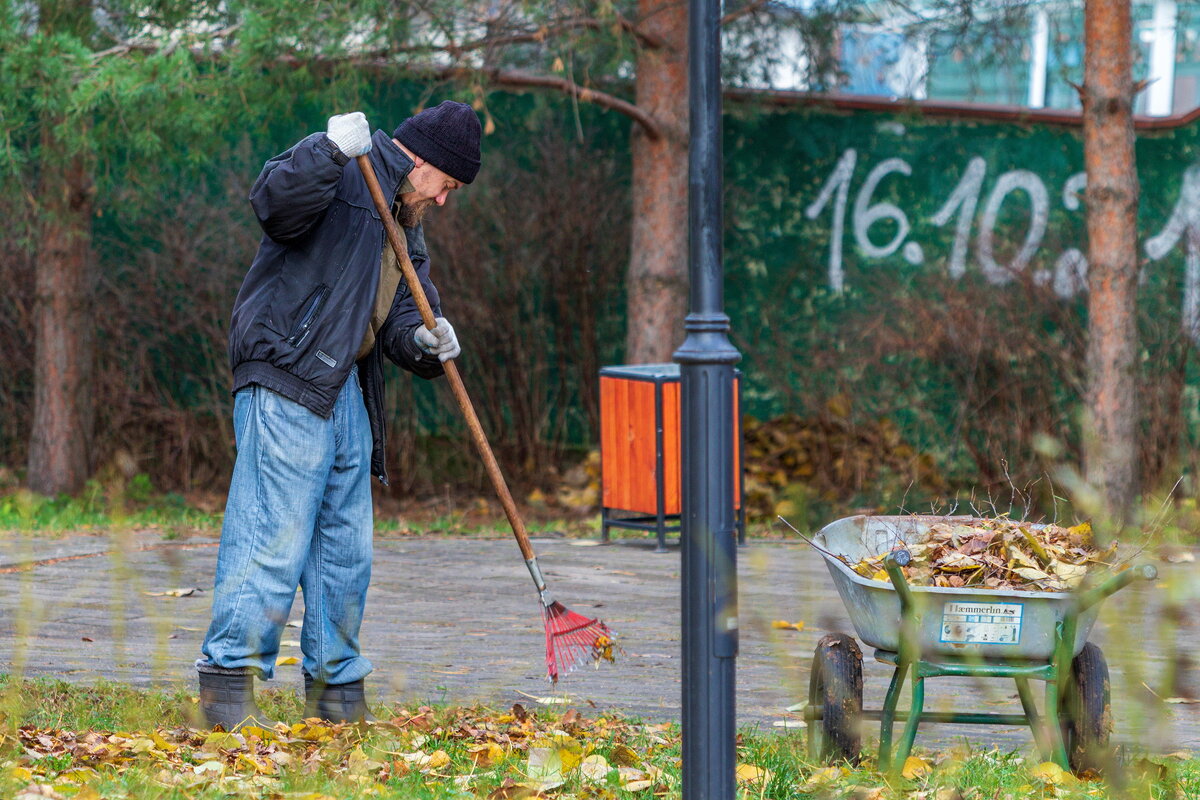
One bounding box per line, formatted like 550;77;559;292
0;529;1195;756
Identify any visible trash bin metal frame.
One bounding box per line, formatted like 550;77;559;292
599;363;745;551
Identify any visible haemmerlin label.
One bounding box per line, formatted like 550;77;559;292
940;602;1023;645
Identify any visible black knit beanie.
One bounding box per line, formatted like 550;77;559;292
393;101;482;184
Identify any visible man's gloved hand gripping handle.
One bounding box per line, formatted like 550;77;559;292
327;112;372;157
414;317;461;363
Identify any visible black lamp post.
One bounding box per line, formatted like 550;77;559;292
673;0;740;796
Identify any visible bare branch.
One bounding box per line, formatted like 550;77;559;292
92;23;242;61
436;66;662;139
614;11;671;49
447;15;669;55
720;0;770;27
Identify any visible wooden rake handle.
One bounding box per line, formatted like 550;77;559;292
356;154;537;564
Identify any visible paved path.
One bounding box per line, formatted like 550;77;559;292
0;530;1196;756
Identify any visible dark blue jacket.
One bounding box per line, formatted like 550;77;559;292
229;128;445;484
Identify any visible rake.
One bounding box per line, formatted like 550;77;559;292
357;154;615;681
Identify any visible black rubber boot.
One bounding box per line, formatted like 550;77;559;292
304;673;377;724
197;669;280;731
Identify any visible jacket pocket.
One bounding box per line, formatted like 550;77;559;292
286;285;331;347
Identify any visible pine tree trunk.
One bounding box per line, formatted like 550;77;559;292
27;138;95;496
626;0;689;364
1082;0;1140;526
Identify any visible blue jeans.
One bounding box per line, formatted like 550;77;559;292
201;368;374;684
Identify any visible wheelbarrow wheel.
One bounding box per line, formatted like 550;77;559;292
1060;642;1112;774
809;633;864;764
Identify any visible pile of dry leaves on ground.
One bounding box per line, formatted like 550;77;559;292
845;519;1117;592
742;409;949;517
1;704;682;799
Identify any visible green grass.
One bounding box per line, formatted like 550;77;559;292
0;475;221;533
0;676;1195;799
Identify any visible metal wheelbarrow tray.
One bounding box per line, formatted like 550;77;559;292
815;514;1099;661
803;514;1157;775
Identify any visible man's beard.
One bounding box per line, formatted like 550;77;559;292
397;197;434;227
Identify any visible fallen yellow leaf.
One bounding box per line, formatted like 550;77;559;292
126;736;156;754
901;756;933;780
237;725;277;741
801;765;848;790
1067;521;1093;541
236;753;276;775
201;731;242;751
467;742;506;767
60;769;100;784
150;731;178;752
770;620;805;631
1030;761;1077;785
610;744;640;766
275;656;299;666
425;749;452;771
735;763;773;785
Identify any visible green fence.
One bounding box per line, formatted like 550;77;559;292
722;99;1200;498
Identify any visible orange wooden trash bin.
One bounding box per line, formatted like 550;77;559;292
599;364;745;551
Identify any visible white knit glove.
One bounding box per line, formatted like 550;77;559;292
326;112;372;157
414;317;460;362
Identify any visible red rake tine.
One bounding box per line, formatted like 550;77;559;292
542;600;616;682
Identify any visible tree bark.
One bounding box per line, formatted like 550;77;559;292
27;137;95;495
26;0;97;495
625;0;689;363
1082;0;1140;526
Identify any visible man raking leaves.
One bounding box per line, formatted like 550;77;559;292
352;138;614;686
196;104;611;732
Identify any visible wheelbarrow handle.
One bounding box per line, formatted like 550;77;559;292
883;549;921;663
883;550;915;613
1073;562;1158;614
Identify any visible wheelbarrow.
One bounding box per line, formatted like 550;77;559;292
802;515;1157;774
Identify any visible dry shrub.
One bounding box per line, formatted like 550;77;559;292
851;268;1193;504
87;158;260;492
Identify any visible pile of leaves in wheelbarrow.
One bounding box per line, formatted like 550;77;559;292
845;518;1118;591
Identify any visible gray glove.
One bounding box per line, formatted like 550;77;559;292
326;112;372;157
414;317;460;362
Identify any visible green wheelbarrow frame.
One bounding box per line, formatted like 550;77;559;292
805;545;1158;774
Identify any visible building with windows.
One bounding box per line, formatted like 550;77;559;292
743;1;1200;115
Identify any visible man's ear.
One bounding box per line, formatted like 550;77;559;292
392;138;424;167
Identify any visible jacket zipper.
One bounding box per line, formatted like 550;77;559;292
286;286;330;346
